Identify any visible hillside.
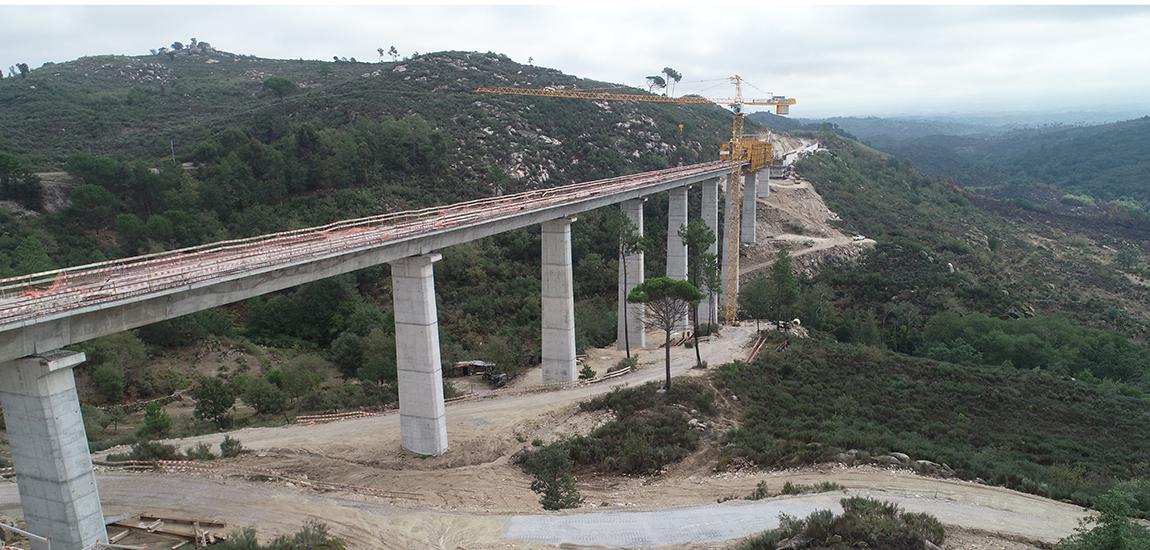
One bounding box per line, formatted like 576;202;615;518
0;47;739;183
863;117;1150;212
790;130;1150;341
0;47;747;270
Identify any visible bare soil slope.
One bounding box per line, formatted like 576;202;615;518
742;178;874;279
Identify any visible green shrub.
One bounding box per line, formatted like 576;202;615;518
610;356;638;374
184;442;216;460
137;403;172;439
746;481;771;500
220;435;245;458
579;364;596;380
1061;194;1095;207
520;445;582;511
738;497;944;550
191;377;236;428
108;440;180;462
216;520;346;550
696;322;720;337
1056;490;1150;549
565;406;697;475
779;481;845;495
244;377;288;416
580;378;715;417
280;354;328;399
90;363;126;403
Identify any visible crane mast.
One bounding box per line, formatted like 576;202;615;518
475;75;795;324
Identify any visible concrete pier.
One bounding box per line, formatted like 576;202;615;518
700;177;720;325
758;167;771;198
617;199;646;351
541;218;577;384
741;171;757;244
391;253;448;456
0;351;106;550
666;187;689;330
720;173;741;319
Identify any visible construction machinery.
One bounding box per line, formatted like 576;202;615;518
475;75;795;322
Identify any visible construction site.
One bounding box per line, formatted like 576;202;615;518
0;57;1120;550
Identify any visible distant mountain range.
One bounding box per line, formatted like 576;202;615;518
750;110;1150;212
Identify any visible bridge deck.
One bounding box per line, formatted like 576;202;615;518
0;161;735;337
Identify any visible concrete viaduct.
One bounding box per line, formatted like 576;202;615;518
0;160;767;549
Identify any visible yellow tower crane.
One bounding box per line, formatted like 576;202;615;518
475;75;795;323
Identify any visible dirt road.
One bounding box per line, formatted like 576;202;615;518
740;179;875;280
1;323;1091;548
121;326;756;466
506;486;1081;547
0;468;1084;549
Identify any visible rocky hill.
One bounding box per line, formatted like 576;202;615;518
0;48;742;191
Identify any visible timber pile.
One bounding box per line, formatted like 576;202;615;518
745;332;769;363
109;513;227;548
293;410;383;425
589;366;632;384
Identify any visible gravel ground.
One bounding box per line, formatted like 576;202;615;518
504;489;1076;548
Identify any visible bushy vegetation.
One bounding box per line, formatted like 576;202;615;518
1056;490;1150;550
716;340;1150;516
220;435;245;458
137;403;172;439
107;434;245;462
216;520;346;550
519;379;717;509
868;116;1150;213
740;480;845;501
798;132;1150;340
571;379;714;475
521;444;583;511
917;311;1150;384
738;497;945;550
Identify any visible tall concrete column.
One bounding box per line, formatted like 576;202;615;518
720;173;741;319
666;187;689;330
391;253;448;456
541;218;577;384
701;177;720;326
0;351;106;550
741;171;758;244
617;198;646;351
758;166;771;198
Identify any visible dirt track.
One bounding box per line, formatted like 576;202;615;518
741;179;875;280
59;327;1092;547
0;467;1084;549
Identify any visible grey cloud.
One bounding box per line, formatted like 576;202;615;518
1;5;1148;117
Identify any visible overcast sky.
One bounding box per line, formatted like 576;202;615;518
4;4;1150;118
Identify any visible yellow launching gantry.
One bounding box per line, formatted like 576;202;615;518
475;75;796;323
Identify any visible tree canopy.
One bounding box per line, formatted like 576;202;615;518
628;276;704;389
262;76;298;103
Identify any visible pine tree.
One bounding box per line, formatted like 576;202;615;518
11;236;54;275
